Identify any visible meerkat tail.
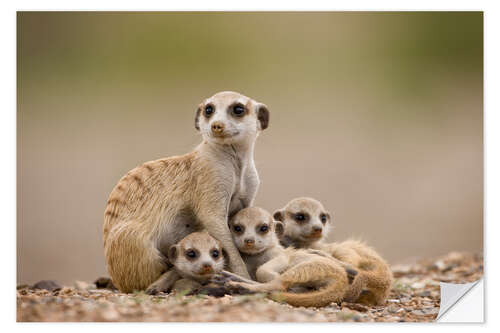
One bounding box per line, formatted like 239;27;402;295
270;260;349;308
355;264;393;305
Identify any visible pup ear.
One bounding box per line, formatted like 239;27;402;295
326;211;332;223
221;247;228;259
274;221;284;237
194;103;203;131
273;210;284;222
256;103;269;130
221;247;229;268
168;245;178;263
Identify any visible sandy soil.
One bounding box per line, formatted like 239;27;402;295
17;251;483;322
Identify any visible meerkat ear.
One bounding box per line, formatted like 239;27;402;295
256;103;269;130
326;211;332;223
168;245;178;263
273;210;284;222
221;247;228;259
274;221;284;237
221;247;229;268
194;104;203;131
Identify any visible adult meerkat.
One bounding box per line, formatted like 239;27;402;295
273;197;393;305
220;207;354;308
147;231;227;295
103;91;269;293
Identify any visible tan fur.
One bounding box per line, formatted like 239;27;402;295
274;197;393;306
146;231;226;295
103;91;270;292
225;207;351;308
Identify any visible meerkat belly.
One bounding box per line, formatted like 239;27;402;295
228;172;248;216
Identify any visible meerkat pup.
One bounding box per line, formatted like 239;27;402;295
273;197;393;305
103;91;270;293
147;231;226;295
222;207;354;308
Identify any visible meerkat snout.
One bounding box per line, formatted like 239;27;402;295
200;262;214;274
211;121;225;136
244;238;255;245
312;225;323;235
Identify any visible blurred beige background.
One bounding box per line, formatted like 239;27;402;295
17;12;483;285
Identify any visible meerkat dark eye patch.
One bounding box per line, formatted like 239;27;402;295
233;224;244;234
185;249;199;260
211;249;220;259
257;224;269;233
229;103;246;118
232;104;245;117
204;104;215;118
294;212;309;223
320;214;328;224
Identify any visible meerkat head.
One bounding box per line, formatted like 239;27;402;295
194;91;270;146
229;207;284;255
273;197;332;246
168;232;226;282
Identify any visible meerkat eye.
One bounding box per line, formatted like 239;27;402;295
233;225;243;233
232;104;245;117
295;213;305;221
204;105;214;117
259;225;269;233
211;249;219;258
185;250;197;258
320;214;327;224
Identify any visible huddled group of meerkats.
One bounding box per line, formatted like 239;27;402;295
103;91;393;308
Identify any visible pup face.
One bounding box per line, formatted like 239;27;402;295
229;207;283;255
273;197;332;245
169;232;226;282
194;91;269;145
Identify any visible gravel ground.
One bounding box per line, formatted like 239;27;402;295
17;251;483;322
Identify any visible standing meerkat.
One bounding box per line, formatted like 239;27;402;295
103;91;269;293
219;207;354;308
273;197;393;305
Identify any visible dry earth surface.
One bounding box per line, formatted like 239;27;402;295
17;251;483;322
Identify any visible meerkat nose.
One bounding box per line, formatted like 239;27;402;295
313;226;323;233
244;238;255;245
211;121;225;134
201;263;213;273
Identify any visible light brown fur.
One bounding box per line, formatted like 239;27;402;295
274;197;393;306
145;231;226;295
224;207;352;308
103;91;269;293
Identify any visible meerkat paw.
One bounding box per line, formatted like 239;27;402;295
225;281;256;295
145;281;171;295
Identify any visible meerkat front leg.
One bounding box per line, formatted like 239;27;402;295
211;270;258;285
145;270;181;295
240;165;260;209
204;218;251;279
254;255;289;283
196;195;251;279
225;255;288;292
